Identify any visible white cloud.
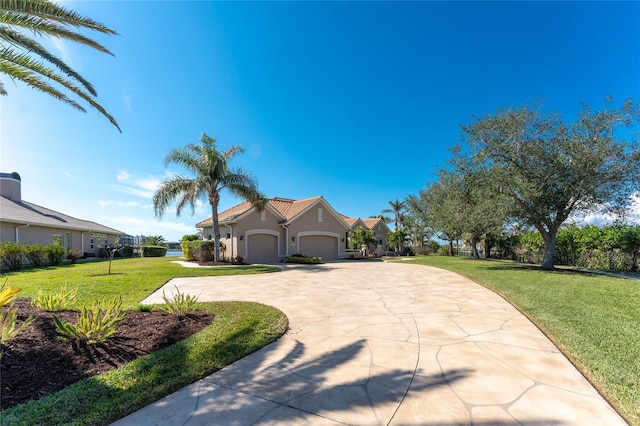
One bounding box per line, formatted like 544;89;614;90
98;200;140;208
571;193;640;226
122;92;134;114
113;170;162;199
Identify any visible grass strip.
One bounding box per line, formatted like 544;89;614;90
400;256;640;425
1;301;288;426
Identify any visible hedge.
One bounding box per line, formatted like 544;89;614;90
141;245;167;257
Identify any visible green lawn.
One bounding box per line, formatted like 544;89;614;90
1;256;280;309
400;255;640;425
0;257;287;425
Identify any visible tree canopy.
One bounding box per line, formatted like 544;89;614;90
460;98;640;268
153;133;265;262
0;0;120;131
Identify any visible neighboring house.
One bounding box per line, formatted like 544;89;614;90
196;196;351;263
362;217;391;256
0;172;124;256
344;216;391;256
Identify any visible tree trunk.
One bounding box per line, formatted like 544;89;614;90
483;236;492;259
448;240;454;256
470;235;480;259
210;194;221;262
540;229;557;270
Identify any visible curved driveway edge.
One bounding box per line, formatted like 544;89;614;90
113;261;626;425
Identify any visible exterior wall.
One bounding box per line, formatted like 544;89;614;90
371;222;390;256
213;208;285;263
0;222;118;256
287;204;348;259
234;208;284;262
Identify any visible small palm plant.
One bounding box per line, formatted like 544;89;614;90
0;279;34;343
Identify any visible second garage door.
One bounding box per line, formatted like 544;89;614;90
299;235;338;261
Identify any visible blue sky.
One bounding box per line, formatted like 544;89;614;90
2;1;639;242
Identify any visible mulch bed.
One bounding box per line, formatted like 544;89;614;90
0;298;215;409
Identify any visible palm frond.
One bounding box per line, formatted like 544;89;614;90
0;0;117;34
0;0;120;130
0;48;122;131
0;11;114;56
0;27;98;95
153;176;204;218
0;58;86;111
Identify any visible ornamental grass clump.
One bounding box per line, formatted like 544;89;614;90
158;286;200;315
53;297;126;344
0;279;34;342
32;285;78;311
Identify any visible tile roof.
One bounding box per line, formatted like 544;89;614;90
363;217;385;229
0;196;123;234
197;196;334;226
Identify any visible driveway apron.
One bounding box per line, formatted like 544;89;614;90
112;261;626;425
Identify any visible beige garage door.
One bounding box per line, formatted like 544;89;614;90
299;235;338;261
247;234;279;264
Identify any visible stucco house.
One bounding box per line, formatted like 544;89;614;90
344;216;391;256
0;172;124;256
196;196;351;263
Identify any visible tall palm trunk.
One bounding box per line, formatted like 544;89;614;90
210;192;221;261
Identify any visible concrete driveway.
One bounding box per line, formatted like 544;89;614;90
113;260;625;425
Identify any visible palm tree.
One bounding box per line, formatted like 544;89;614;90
153;133;265;262
382;199;406;230
0;0;120;131
141;235;166;246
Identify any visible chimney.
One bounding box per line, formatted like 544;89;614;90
0;172;22;202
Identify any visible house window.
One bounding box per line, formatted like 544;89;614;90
261;210;267;221
66;232;71;251
318;207;323;222
207;234;212;240
52;234;62;246
226;233;231;239
90;238;94;250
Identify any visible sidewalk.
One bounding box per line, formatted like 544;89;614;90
112;261;626;425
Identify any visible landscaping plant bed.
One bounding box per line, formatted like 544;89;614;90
0;298;215;409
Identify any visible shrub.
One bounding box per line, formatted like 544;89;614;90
32;285;78;312
157;286;200;315
438;246;451;256
67;248;82;264
45;243;66;265
285;254;321;264
183;240;200;261
25;244;47;267
141;245;167;257
198;241;217;262
0;242;24;271
136;303;153;312
53;297;126;344
120;245;135;258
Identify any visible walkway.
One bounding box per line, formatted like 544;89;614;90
113;261;626;425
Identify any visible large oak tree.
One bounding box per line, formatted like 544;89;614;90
461;98;640;269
